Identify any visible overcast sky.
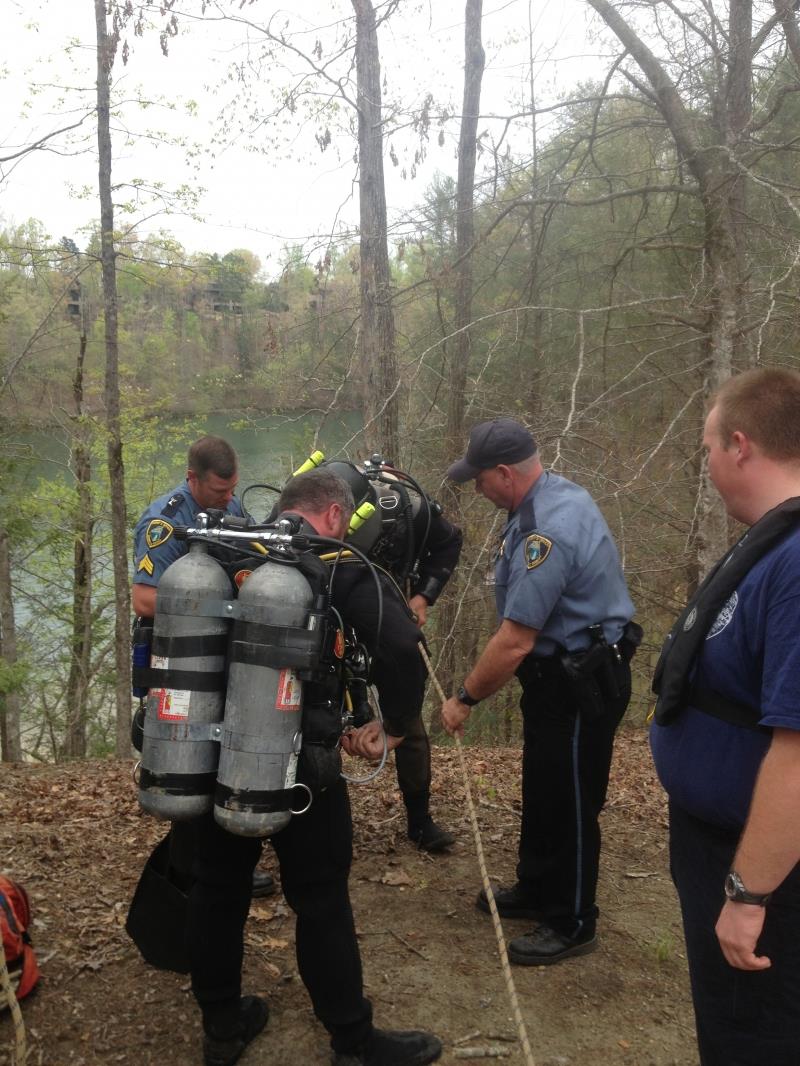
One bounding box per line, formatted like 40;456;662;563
1;0;607;276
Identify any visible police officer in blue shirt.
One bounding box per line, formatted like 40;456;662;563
132;435;244;618
441;418;639;965
132;435;275;900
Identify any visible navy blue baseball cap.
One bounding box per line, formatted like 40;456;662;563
447;418;537;482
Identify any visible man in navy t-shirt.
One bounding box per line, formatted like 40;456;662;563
651;368;800;1066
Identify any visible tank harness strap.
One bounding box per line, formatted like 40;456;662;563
153;596;313;626
151;633;229;658
142;719;223;743
214;782;295;814
688;685;768;733
221;726;299;754
134;666;227;692
137;767;217;797
229;619;324;671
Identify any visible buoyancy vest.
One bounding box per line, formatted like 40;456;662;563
652;497;800;727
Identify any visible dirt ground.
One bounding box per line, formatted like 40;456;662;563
0;730;698;1066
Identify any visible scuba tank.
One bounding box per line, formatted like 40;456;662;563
138;539;232;821
134;505;381;835
213;556;320;837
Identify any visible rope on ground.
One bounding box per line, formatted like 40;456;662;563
0;939;27;1065
417;643;536;1066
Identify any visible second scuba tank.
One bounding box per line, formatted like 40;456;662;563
214;559;317;837
138;541;232;821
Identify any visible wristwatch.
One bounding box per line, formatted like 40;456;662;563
724;870;772;906
456;684;480;707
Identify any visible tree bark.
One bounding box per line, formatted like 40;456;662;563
0;528;23;762
94;0;131;755
351;0;400;461
432;0;485;732
62;318;93;759
446;0;485;452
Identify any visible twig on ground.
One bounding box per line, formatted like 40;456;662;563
389;930;430;961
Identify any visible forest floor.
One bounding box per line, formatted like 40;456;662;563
0;730;698;1066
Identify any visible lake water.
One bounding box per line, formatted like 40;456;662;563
9;409;364;517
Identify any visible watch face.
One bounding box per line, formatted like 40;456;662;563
724;871;769;905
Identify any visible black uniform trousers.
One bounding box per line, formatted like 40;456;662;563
185;778;373;1053
515;652;631;939
669;802;800;1066
395;713;431;822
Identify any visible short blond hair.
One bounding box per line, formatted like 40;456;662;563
714;368;800;460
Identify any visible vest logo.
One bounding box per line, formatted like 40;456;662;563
524;533;552;570
707;592;738;639
145;519;174;550
683;607;697;632
233;569;253;589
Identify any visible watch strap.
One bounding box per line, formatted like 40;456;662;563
456;684;480;707
725;870;772;906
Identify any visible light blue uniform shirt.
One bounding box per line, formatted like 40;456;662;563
132;480;244;588
495;472;634;656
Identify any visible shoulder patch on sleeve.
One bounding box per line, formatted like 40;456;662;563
161;493;184;518
145;518;174;550
524;533;552;570
137;552;155;575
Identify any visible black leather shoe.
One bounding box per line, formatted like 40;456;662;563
251;871;276;898
476;882;541;921
203;995;269;1066
332;1028;442;1066
408;818;455;853
507;924;597;966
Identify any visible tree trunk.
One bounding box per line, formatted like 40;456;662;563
62;322;93;759
351;0;400;461
432;0;485;734
446;0;485;450
585;0;751;573
0;528;23;762
94;0;131;755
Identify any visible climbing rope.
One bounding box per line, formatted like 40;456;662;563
0;940;27;1065
418;642;536;1066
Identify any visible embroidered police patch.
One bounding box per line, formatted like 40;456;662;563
137;553;154;576
145;519;174;550
524;533;552;570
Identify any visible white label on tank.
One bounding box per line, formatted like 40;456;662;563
156;688;191;721
150;660;191;721
276;669;302;712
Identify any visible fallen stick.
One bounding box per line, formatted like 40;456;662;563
453;1047;511;1059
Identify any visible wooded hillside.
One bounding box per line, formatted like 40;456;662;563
3;0;800;758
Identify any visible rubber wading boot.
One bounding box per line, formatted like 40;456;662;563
331;1028;443;1066
408;817;455;853
203;995;269;1066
